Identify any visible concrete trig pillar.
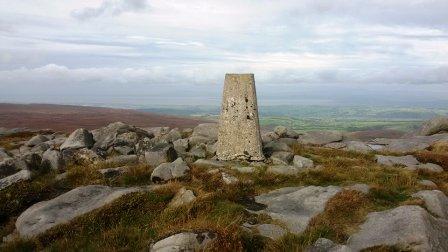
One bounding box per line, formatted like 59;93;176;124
217;73;265;161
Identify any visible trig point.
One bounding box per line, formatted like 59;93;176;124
217;73;265;161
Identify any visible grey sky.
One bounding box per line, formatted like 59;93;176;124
0;0;447;107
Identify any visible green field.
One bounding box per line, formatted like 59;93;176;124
140;105;448;132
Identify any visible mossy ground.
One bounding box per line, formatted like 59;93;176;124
1;139;447;251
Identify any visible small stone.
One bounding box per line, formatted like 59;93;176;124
231;166;256;174
150;231;216;252
168;187;196;208
193;159;226;168
274;126;288;137
256;224;286;240
271;151;294;165
293;155;314;169
345;183;370;194
98;166;128;178
144;144;177;167
151;158;190;183
221;172;239;185
266;165;300;175
60;128;94;150
41;149;63;171
25;134;49;147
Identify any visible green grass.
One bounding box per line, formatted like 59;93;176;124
2;142;447;251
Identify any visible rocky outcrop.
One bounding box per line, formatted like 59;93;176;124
41;149;63;171
16;185;144;238
412;190;448;219
347;205;448;251
25;134;49;147
150;231;216;252
168;187;196;208
60;128;94;150
144;143;177;167
298;130;343;145
254;186;341;234
92;122;151;152
419;116;448;136
0;169;32;190
376;155;444;172
150;158;190;183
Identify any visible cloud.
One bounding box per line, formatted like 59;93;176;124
71;0;148;20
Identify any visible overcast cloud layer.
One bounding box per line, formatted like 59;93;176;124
0;0;447;107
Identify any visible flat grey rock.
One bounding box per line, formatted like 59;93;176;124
298;130;343;145
0;169;32;190
375;154;419;167
256;224;287;240
343;141;373;153
347;205;448;251
408;163;444;173
419;179;438;188
193;159;226;168
150;231;215;252
192;123;218;140
266;165;300;175
254;186;342;234
151;158;190;183
16;185;144;238
412;190;448;219
60;128;94;150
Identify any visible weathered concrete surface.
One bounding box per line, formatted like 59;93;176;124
217;74;264;161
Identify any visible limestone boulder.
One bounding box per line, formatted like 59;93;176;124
256;224;287;240
343;141;373;153
270;151;294;165
293;155;314;169
375;155;419;167
150;231;216;252
150;158;190;183
298;130;343;145
419;180;438;188
168;187;196;208
144;143;177;167
262;131;280;144
192;123;218;141
347;205;448;251
419;116;448;136
412;190;448;219
15;185;143;238
25;134;49;147
92;122;151;151
0;170;32;191
263;141;292;156
188;144;207;159
254;186;342;234
267;165;301;175
60;128;94;150
41;149;64;171
173;138;189;155
193;159;226;169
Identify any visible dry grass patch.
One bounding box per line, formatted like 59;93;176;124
0;132;36;151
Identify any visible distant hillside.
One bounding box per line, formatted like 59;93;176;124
0;103;209;132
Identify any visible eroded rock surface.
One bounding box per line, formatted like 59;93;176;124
347;205;448;251
150;231;216;252
254;186;341;234
16;185;143;238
